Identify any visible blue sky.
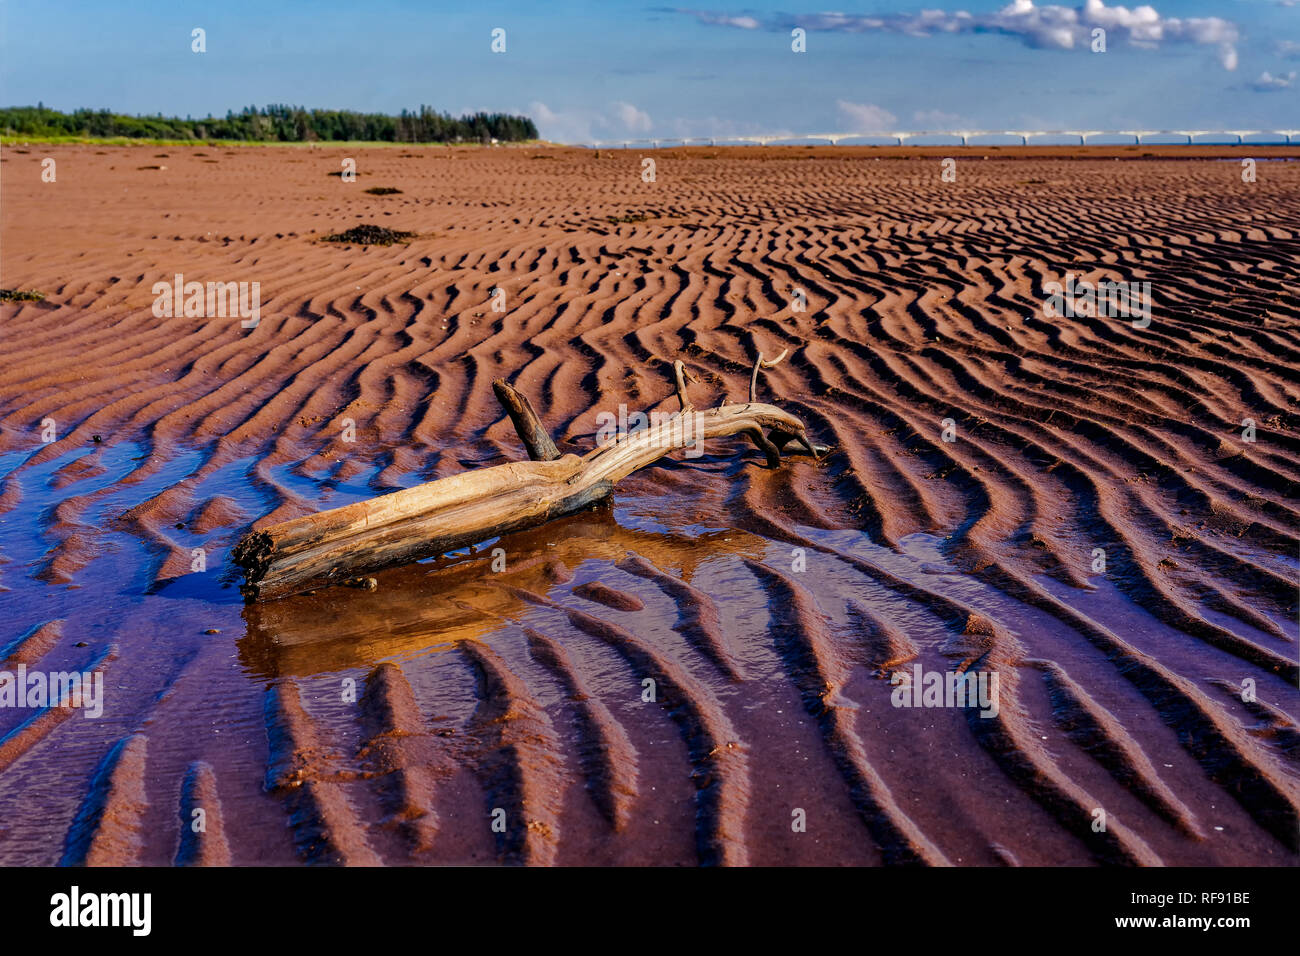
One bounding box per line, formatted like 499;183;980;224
1;1;1297;141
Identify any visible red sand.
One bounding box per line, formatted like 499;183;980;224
0;143;1296;865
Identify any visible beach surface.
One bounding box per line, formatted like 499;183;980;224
0;143;1296;865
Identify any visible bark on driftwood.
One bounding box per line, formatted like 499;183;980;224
233;355;825;601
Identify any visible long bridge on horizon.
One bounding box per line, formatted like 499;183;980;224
581;128;1300;148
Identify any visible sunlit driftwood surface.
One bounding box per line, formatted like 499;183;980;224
233;355;824;601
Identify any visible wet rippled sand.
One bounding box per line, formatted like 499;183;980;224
0;145;1296;865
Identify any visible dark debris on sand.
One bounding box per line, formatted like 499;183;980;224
320;225;417;246
0;289;46;302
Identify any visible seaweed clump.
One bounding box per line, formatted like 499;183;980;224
321;225;416;246
0;289;46;302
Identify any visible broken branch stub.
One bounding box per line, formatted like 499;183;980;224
492;378;561;461
749;348;788;403
233;357;824;601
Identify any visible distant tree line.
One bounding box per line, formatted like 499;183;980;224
0;103;538;143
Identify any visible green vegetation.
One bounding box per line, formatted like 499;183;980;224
1;104;538;144
0;289;46;302
321;225;417;246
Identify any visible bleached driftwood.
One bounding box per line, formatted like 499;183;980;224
233;356;824;601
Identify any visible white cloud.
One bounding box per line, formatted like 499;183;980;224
913;109;964;128
836;101;898;131
529;100;657;143
614;101;653;133
528;101;597;143
1249;70;1297;91
681;1;1240;69
691;11;761;29
1277;40;1300;59
667;116;795;139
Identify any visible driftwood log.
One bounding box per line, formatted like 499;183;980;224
233;354;825;601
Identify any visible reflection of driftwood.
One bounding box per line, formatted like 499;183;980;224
233;355;825;601
239;509;770;675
